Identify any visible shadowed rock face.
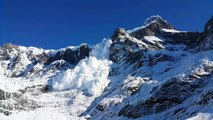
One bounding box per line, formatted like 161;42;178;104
109;16;213;119
0;88;40;116
109;17;201;66
110;28;147;64
203;16;213;37
47;44;91;65
119;73;211;118
0;89;9;100
159;30;201;47
198;16;213;50
111;28;129;42
0;44;19;60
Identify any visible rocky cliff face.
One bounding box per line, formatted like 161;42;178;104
0;15;213;120
199;16;213;50
47;44;91;65
83;15;213;120
204;16;213;37
0;43;91;78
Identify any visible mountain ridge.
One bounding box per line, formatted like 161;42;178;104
0;15;213;120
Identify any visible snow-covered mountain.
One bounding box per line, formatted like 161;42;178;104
0;15;213;120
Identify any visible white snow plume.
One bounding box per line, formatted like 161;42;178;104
91;38;112;59
52;39;112;96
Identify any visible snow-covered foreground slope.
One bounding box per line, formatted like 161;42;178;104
1;15;213;120
0;39;112;120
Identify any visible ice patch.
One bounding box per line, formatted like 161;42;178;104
143;36;164;46
162;28;186;33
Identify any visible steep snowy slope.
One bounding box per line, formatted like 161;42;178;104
0;15;213;120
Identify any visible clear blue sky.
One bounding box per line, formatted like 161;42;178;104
0;0;213;49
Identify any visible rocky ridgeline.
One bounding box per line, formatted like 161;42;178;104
46;44;91;64
0;43;91;78
110;16;213;118
0;15;213;119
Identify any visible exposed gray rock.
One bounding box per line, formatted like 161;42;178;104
42;60;71;75
0;43;19;60
0;89;11;100
0;109;11;116
197;90;213;105
203;16;213;37
119;71;212;118
35;52;50;63
198;16;213;50
110;28;147;64
109;38;146;64
47;44;91;65
159;30;201;48
148;53;174;66
111;28;128;42
0;87;41;116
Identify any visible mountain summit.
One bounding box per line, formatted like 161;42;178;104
0;15;213;120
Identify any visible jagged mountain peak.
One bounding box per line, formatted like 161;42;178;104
1;15;213;120
127;15;175;38
144;15;169;26
111;15;202;52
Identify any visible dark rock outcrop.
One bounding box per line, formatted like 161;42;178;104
197;90;213;105
110;29;147;64
198;16;213;50
148;53;174;66
119;69;212;119
0;44;19;60
203;16;213;37
127;16;202;49
35;52;50;63
47;44;91;65
159;30;201;47
111;28;128;42
43;60;71;75
0;89;10;100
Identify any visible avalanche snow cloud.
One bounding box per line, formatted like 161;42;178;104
52;39;112;96
1;15;213;120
